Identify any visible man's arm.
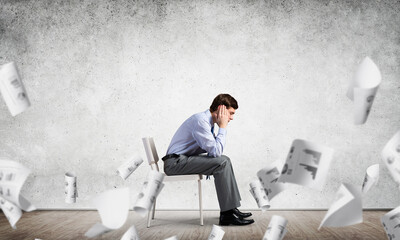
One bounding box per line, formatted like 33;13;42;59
192;105;230;157
192;120;226;157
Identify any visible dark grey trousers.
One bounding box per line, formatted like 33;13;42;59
163;154;241;212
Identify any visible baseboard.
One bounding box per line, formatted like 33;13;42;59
34;208;393;211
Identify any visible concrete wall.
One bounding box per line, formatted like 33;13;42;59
0;0;399;210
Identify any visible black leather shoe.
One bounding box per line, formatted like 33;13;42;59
233;208;252;219
219;212;255;226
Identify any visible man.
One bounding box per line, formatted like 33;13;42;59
162;94;254;226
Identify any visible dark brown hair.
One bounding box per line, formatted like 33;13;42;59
210;94;238;112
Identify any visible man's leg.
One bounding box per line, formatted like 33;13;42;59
164;154;241;211
211;155;242;211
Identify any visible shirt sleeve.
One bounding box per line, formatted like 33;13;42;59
192;119;226;157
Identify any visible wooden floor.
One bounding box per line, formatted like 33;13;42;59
0;210;388;239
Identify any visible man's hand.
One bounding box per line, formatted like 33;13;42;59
216;105;229;128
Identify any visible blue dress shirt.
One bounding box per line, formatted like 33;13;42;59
166;109;227;157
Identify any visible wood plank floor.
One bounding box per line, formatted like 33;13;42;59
0;210;389;239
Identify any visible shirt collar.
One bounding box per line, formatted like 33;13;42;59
205;109;214;127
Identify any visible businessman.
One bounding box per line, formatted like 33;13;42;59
162;94;254;226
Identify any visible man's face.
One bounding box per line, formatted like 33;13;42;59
227;107;236;122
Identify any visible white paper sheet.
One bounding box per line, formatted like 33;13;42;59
249;179;270;211
381;206;400;240
0;62;30;116
278;139;334;190
0;159;35;212
164;236;178;240
133;170;165;217
207;224;225;240
262;215;288;240
382;130;400;186
362;164;379;193
347;57;381;125
0;196;22;229
319;183;362;229
65;172;78;203
84;187;130;238
257;161;286;200
117;156;144;180
121;225;140;240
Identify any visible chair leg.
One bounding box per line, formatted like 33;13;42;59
198;179;203;226
152;199;156;219
147;201;155;228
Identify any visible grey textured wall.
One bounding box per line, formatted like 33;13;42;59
0;0;399;210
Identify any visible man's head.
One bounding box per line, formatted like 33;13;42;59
210;94;238;122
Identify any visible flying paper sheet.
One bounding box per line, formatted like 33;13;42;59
207;224;225;240
382;130;400;186
382;206;400;240
121;225;140;240
117;156;143;180
85;187;130;238
249;179;270;211
278;139;334;190
319;183;362;229
133;170;165;217
164;236;178;240
0;62;30;116
347;57;381;125
362;164;379;193
0;196;22;229
0;159;35;212
257;161;286;200
65;172;78;203
262;215;288;240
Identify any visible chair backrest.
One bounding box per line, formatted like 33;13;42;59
142;137;160;172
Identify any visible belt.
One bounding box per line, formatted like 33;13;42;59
161;154;180;161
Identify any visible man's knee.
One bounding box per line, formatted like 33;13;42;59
213;155;231;172
220;155;231;165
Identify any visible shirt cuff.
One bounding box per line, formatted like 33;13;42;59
218;127;227;135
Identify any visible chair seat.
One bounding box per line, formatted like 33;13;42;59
164;174;203;182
